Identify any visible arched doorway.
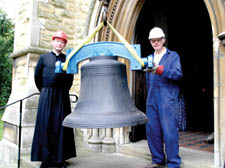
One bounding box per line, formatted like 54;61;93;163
97;0;214;153
132;0;214;142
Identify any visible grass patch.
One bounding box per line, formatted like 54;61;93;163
0;111;3;140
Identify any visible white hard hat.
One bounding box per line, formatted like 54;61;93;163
148;27;165;39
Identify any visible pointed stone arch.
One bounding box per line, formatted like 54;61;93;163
203;1;225;167
95;0;225;167
100;0;144;42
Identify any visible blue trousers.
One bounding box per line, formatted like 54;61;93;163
146;87;181;168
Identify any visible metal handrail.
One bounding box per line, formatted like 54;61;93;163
0;93;40;111
0;92;78;168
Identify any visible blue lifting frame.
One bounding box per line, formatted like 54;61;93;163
55;41;149;74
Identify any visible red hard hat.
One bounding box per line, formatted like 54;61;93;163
52;31;68;43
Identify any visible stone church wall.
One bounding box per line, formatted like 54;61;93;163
0;0;99;164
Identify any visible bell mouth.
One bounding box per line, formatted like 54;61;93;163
63;112;148;128
89;56;118;61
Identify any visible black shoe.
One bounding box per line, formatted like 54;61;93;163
145;162;165;168
40;162;49;168
57;161;67;168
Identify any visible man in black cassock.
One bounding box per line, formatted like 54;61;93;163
31;31;76;168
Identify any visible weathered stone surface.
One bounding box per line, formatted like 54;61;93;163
61;10;75;18
38;2;55;14
45;20;60;31
50;0;67;9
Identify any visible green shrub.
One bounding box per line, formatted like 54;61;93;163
0;111;3;140
0;9;14;140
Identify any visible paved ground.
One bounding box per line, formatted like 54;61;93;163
0;137;217;168
23;139;215;168
66;153;149;168
26;144;150;168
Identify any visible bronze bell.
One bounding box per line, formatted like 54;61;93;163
63;56;148;128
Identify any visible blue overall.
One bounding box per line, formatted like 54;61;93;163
146;49;183;168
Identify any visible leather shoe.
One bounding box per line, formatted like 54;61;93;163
40;162;49;168
57;161;67;168
145;162;165;168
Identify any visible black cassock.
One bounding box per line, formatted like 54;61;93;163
31;52;76;164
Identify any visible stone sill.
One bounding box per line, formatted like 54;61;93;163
10;46;51;59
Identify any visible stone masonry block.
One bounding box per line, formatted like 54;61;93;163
38;2;55;14
67;3;76;12
50;0;67;9
38;11;56;20
45;20;59;31
61;10;75;18
65;0;76;3
22;108;38;126
39;41;52;49
21;126;35;148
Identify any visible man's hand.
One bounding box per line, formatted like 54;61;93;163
143;62;158;73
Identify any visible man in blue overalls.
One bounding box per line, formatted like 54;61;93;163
145;27;183;168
